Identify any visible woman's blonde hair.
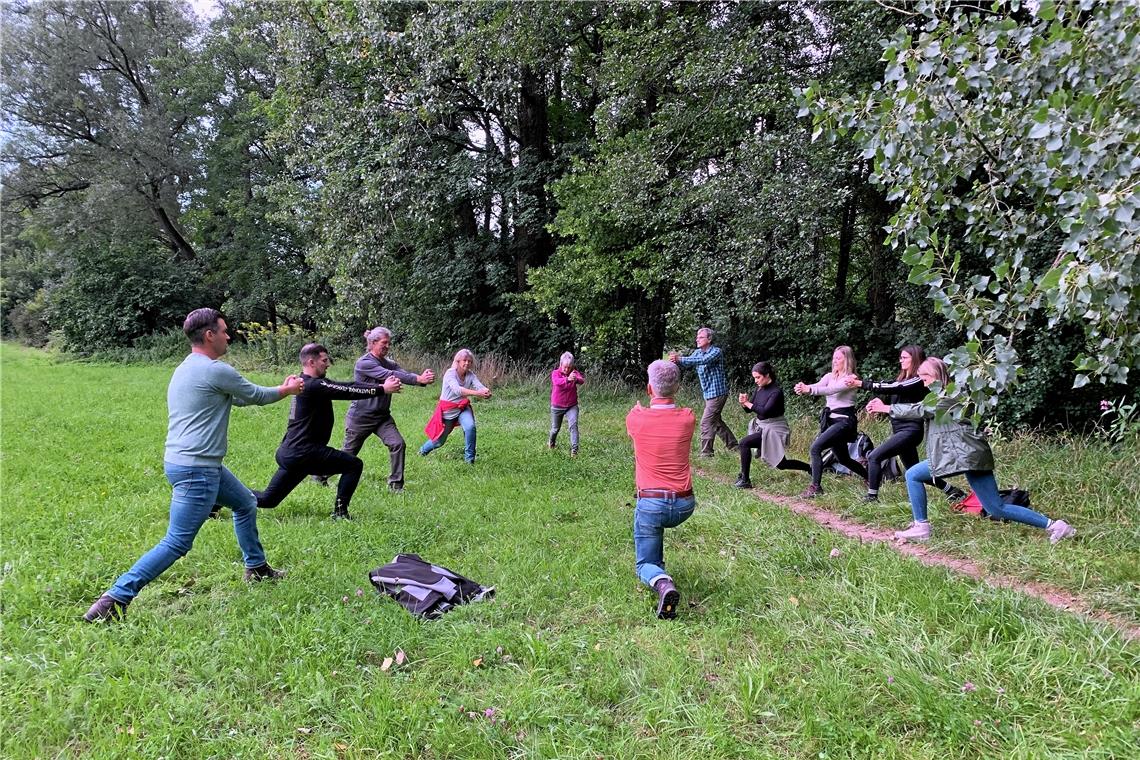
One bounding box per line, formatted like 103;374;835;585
452;348;476;370
832;345;856;376
918;357;949;385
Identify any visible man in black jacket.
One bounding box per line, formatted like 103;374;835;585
257;343;401;520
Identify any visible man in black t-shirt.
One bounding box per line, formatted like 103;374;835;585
256;343;401;520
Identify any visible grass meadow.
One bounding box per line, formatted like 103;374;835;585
1;342;1137;758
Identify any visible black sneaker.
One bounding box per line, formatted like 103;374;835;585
83;594;128;623
310;475;329;487
207;503;224;519
732;475;753;489
654;578;680;620
862;493;879;503
388;482;404;493
944;486;967;502
243;563;286;582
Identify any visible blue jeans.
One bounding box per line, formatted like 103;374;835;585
108;464;266;603
419;409;477;462
633;495;696;587
904;461;1049;529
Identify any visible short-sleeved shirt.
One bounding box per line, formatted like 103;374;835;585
625;400;696;492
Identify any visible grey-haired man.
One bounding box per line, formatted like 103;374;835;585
319;327;434;493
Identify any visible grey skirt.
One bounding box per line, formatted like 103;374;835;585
747;416;792;468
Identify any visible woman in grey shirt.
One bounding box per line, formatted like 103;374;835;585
419;349;492;463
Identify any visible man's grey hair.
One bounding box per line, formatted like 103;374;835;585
365;326;391;344
559;351;574;367
647;359;680;397
697;326;715;342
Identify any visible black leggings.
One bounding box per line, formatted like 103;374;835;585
809;412;867;487
866;428;953;493
738;431;809;480
257;447;364;511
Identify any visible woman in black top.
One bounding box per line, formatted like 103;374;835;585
847;345;966;503
733;362;810;488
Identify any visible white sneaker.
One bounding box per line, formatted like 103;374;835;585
1047;519;1075;545
894;521;931;543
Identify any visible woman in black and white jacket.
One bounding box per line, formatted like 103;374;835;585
847;345;966;503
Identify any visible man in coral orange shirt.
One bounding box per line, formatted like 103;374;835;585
625;359;696;619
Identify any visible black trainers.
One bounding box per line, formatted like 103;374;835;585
310;475;329;487
862;493;879;503
944;486;967;502
799;484;823;499
243;563;286;582
732;475;753;489
207;503;224;519
388;482;404;493
83;594;128;623
654;578;680;620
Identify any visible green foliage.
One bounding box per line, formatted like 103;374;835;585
50;240;203;352
804;0;1140;418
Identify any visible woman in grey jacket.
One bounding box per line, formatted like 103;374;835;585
892;358;1075;544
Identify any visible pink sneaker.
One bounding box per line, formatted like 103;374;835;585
893;521;931;542
1047;519;1075;544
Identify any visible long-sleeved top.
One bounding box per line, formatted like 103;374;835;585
165;353;283;467
860;375;927;433
678;346;729;400
278;374;381;457
742;384;786;420
805;373;858;411
346;352;424;427
550;368;585;408
626;400;695;493
891;397;995;477
440;368;487;420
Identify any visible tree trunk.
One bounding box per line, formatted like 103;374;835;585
833;198;855;302
512;64;554;292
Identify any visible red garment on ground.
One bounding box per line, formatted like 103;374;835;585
625;399;695;493
424;398;472;441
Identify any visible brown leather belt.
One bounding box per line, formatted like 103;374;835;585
635;488;694;499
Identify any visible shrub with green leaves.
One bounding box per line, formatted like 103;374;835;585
803;0;1140;420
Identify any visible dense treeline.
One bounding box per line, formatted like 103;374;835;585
2;0;1137;429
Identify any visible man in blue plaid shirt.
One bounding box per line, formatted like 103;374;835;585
670;327;739;457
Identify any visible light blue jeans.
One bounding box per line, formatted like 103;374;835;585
905;461;1049;529
108;464;265;603
419;408;477;462
633;495;696;587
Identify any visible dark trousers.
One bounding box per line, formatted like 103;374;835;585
258;447;364;511
809;414;867;487
867;428;953;493
343;417;406;485
738;431;809;481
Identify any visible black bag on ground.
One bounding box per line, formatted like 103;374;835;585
823;432;874;475
369;553;494;619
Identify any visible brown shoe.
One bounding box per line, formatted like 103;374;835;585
799;484;823;499
654;578;680;620
83;594;128;623
243;563;286;582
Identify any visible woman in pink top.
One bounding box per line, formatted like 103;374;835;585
793;345;868;498
549;351;585;456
